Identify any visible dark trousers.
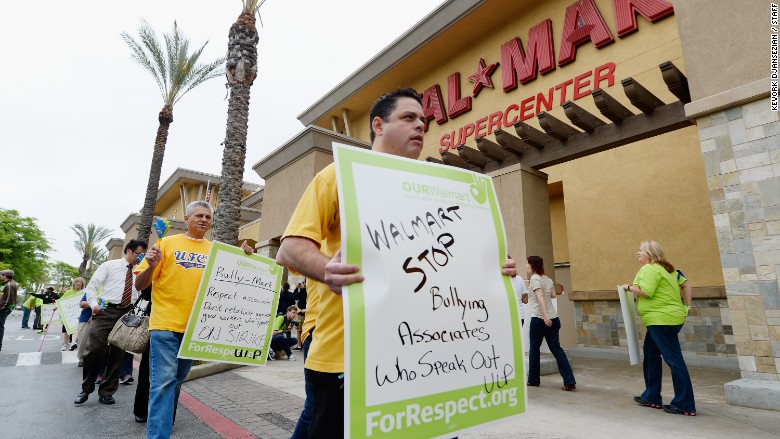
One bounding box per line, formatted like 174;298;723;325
33;306;42;329
642;324;696;412
306;368;344;439
0;309;10;351
527;317;576;386
271;333;298;357
21;307;31;328
81;307;128;396
291;335;314;439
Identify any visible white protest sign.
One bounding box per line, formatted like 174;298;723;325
57;291;83;334
618;286;641;365
334;143;525;438
178;241;283;365
43;303;60;325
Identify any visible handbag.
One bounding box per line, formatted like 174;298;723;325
108;297;150;354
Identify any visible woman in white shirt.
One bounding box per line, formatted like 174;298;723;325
526;256;576;391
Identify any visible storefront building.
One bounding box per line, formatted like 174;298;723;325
252;0;779;410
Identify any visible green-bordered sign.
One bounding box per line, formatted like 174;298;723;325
57;290;83;335
333;143;525;438
178;241;282;366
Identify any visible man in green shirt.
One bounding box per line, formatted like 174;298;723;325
270;305;298;361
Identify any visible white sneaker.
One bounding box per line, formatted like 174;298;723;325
267;351;275;361
60;344;68;351
287;354;296;361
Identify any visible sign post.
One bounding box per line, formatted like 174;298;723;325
334;143;525;438
178;241;283;366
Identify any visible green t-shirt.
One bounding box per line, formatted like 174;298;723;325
273;314;290;331
633;263;687;326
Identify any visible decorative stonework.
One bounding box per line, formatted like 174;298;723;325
574;299;736;357
698;97;780;382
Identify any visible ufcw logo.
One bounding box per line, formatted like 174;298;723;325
173;250;208;270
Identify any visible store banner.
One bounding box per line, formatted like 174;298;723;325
57;291;83;335
178;241;282;366
333;143;525;438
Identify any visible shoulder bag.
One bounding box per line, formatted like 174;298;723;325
108;297;150;354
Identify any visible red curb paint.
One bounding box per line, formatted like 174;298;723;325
179;390;256;439
131;359;255;438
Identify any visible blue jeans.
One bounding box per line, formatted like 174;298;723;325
291;334;314;439
641;325;696;412
21;307;31;328
271;333;298;357
147;330;193;439
527;317;576;386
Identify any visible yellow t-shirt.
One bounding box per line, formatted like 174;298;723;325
282;164;343;373
137;234;212;332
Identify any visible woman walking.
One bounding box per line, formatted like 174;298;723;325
623;240;696;416
525;256;576;391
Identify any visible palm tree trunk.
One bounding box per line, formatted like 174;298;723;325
138;104;174;242
214;11;258;245
78;253;88;277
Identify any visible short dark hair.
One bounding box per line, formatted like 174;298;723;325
369;88;422;143
124;239;148;253
527;256;545;276
287;305;298;312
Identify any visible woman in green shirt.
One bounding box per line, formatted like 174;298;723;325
622;240;696;416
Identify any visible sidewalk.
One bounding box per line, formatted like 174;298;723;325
182;355;780;438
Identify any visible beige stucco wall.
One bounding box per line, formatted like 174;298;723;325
545;124;724;291
549;186;570;263
674;0;768;101
258;150;334;242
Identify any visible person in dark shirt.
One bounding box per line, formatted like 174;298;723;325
31;287;61;334
276;282;294;316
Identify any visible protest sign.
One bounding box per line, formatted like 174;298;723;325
178;241;282;366
333;143;525;438
43;303;60;326
57;291;83;334
618;286;641;365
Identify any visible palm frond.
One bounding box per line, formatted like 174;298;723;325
243;0;268;15
124;19;223;107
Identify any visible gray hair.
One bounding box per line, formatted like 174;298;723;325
186;200;214;217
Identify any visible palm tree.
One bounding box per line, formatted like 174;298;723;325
71;224;112;277
213;1;266;245
123;20;225;241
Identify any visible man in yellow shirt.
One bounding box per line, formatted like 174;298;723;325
135;201;253;438
276;88;517;437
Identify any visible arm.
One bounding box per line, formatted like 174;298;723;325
135;245;161;291
276;237;363;295
681;280;692;306
622;284;650;299
533;287;553;326
84;263;109;311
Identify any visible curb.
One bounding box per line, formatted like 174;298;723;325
184;362;245;383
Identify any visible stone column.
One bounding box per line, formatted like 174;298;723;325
693;93;780;411
491;163;555;277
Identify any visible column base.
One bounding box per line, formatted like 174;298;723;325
724;379;780;412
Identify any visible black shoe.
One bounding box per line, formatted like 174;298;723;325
74;392;89;405
69;343;78;351
77;360;83;367
134;415;147;423
98;395;115;405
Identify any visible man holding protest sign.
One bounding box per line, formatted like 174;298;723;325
276;88;518;438
135;200;255;439
74;239;147;406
